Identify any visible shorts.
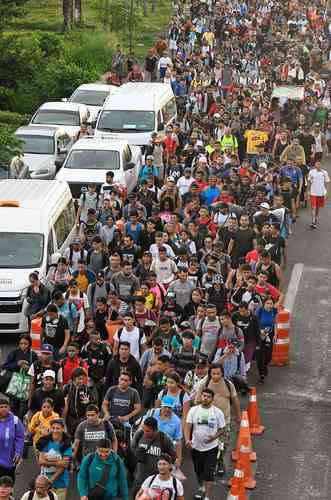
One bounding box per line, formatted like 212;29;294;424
191;446;218;482
310;195;325;208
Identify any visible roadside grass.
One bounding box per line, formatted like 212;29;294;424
10;0;170;59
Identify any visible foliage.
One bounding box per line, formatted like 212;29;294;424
0;0;30;31
0;126;23;164
0;111;30;128
36;59;100;101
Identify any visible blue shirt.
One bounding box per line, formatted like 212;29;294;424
125;222;143;244
57;302;78;332
256;307;277;330
280;166;303;187
201;186;221;206
145;408;182;441
40;440;72;488
139;164;159;182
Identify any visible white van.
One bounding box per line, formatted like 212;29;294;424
0;180;76;333
55;137;142;198
94;82;177;147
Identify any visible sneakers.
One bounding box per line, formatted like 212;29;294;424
194;485;205;499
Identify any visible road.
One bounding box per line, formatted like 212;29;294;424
2;165;331;499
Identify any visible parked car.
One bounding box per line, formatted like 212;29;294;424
29;102;90;138
55;137;142;198
14;125;72;179
63;83;118;123
0;158;30;180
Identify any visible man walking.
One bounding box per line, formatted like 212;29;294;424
308;160;330;228
185;388;225;500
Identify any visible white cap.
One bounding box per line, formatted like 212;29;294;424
43;369;56;379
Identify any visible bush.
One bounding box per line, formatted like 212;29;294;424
62;32;117;73
0;111;31;127
36;58;101;101
0;126;23;164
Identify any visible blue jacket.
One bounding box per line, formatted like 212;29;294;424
77;451;129;500
0;412;24;469
72;269;96;285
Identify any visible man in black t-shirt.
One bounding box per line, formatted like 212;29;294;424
41;304;70;360
228;214;256;266
29;369;65;417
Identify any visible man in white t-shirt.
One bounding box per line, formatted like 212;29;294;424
21;475;58;500
113;313;146;360
139;454;184;500
184;388;225;500
308;161;330;228
176;167;196;196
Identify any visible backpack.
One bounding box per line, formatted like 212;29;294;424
205;376;234;405
28;491;55;500
117;327;145;358
90;282;111;305
148;474;179;499
86;451;121;490
68;245;85;266
159;388;185;407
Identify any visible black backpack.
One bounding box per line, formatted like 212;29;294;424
117;327;145;358
28;491;55;500
68;245;85;266
90;282;111;304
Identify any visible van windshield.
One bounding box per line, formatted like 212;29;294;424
65;149;120;170
16;135;55;155
98;110;155;133
0;233;44;268
70;90;109;107
32;110;80;127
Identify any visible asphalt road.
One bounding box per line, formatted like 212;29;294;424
2;164;331;499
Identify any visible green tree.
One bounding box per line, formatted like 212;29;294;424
0;0;30;31
0;126;22;165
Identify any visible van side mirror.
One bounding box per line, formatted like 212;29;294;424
55;159;64;170
157;122;164;131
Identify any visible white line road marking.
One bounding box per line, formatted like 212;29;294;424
284;262;304;312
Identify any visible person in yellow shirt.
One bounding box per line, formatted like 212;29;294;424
244;129;269;154
28;398;60;448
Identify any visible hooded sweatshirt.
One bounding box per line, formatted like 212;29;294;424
0;412;25;469
78;451;129;500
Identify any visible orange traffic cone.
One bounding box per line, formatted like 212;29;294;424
232;411;256;461
271;305;290;366
237;437;256;489
247;387;265;435
228;458;244;486
227;482;247;500
30;317;42;355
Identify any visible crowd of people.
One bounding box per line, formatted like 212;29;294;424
1;0;331;499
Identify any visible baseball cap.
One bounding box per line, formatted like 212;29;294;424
40;343;54;354
146;155;154;160
196;357;208;366
96;271;105;279
228;337;240;346
43;369;56;379
73;238;81;244
161;395;176;408
260;202;270;209
182;331;195;339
